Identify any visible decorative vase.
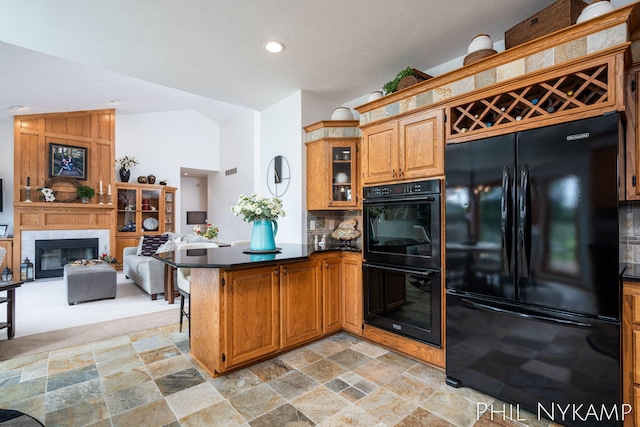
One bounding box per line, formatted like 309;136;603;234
250;219;278;251
81;197;89;204
331;107;354;121
119;168;130;183
576;0;614;23
467;34;493;54
147;174;156;184
368;91;384;102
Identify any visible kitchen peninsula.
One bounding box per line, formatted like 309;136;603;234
154;244;362;377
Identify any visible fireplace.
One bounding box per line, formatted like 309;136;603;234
35;238;99;279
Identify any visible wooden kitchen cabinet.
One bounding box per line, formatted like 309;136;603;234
304;120;360;210
221;265;280;370
317;253;343;334
218;258;332;373
623;281;640;427
280;260;323;349
625;66;640;201
189;252;363;377
342;251;363;335
361;108;444;185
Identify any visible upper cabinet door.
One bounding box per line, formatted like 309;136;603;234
361;108;444;185
399;108;444;180
361;120;399;185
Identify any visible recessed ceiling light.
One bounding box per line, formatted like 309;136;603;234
8;105;23;111
265;41;285;53
109;100;121;104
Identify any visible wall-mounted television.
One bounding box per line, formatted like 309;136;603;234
186;211;207;225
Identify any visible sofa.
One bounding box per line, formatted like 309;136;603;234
123;232;210;300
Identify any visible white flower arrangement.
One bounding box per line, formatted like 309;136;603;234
40;187;56;202
231;194;285;223
116;156;140;170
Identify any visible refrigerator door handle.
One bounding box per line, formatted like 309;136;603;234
461;298;592;328
519;164;530;278
500;167;511;276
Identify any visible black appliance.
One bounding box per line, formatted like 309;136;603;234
363;179;442;346
445;114;621;427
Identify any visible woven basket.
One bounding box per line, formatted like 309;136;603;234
397;69;433;91
505;0;588;49
464;49;498;66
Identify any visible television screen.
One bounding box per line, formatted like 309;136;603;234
0;178;3;213
186;211;207;224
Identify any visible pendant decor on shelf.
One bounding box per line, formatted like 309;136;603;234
250;219;278;252
119;168;130;183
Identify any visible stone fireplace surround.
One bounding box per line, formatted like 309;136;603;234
22;229;110;278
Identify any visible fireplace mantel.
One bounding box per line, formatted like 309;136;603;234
13;109;116;269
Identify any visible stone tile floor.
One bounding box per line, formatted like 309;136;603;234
0;324;556;426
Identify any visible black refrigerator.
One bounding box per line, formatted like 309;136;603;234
445;114;622;427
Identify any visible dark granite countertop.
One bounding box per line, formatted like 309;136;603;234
153;243;361;269
622;263;640;281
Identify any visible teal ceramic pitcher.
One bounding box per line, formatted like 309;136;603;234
250;219;278;251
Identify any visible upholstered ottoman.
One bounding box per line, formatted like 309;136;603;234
64;263;117;305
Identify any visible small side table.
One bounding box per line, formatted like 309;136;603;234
0;280;23;340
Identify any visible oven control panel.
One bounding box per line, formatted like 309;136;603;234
363;179;441;199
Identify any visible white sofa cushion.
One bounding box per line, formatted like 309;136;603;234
127;255;151;275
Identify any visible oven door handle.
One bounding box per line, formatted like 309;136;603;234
363;263;437;277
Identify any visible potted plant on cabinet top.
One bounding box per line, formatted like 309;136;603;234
77;185;95;203
382;67;432;95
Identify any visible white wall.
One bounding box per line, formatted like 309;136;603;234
208;109;256;244
252;91;345;245
179;175;208;234
0;122;14;236
258;92;305;244
116;110;220;227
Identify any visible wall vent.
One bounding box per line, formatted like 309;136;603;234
225;167;237;176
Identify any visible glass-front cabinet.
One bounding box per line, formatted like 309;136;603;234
330;143;357;206
164;188;175;233
114;183;176;269
304;120;360;210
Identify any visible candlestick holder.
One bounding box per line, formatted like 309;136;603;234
25;186;32;203
107;193;112;205
98;192;104;205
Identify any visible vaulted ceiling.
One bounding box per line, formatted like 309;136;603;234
0;0;626;124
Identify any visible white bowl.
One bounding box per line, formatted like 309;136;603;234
331;107;354;121
368;91;384;102
467;34;493;54
334;172;348;183
576;1;615;23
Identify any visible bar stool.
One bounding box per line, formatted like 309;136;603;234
175;242;218;334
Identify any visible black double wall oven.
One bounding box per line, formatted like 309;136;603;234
363;179;442;347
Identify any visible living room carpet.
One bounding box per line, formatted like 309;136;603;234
0;272;180;359
10;272;178;338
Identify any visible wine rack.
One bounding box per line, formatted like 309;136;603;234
449;63;610;137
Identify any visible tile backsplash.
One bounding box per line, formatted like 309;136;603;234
620;202;640;264
307;210;362;247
